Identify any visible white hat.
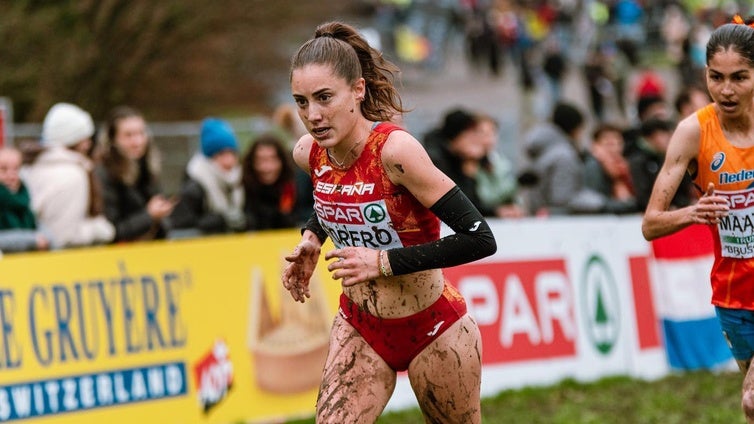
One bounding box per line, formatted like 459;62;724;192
41;103;95;147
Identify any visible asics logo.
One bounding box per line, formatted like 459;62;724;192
314;165;332;177
711;152;725;172
469;221;481;231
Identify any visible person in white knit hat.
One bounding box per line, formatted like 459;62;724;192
23;102;115;248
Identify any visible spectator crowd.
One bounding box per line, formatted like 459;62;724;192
0;102;311;254
1;0;741;254
369;0;723;217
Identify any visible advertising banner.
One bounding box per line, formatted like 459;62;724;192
0;232;341;423
649;224;732;369
0;216;731;422
384;216;670;411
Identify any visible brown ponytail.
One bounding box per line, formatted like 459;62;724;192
291;21;407;122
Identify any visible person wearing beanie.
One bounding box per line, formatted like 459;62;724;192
168;117;246;237
23;102;115;247
94;105;175;242
200;118;239;158
41;102;96;149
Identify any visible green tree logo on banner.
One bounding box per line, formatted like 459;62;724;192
581;254;620;355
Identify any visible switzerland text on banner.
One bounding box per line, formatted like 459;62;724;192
0;231;343;424
650;224;733;370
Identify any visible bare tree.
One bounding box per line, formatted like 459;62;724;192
0;0;357;121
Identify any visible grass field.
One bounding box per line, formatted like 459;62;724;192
287;370;745;423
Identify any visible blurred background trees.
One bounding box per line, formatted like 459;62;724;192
0;0;359;122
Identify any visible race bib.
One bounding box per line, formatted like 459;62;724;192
718;188;754;258
314;197;403;249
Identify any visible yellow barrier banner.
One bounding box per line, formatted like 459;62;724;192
0;230;340;423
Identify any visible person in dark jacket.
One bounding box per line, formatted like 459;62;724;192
424;108;491;215
426;108;524;217
521;102;632;215
95;106;175;242
628;118;695;212
241;132;298;230
169;118;246;237
0;147;51;252
583;123;638;214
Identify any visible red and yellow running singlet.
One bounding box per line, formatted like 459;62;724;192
308;122;439;249
695;104;754;309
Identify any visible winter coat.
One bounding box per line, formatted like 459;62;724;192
244;181;297;231
0;183;41;252
0;183;36;230
170;153;246;235
583;153;638;214
24;147;114;247
429;141;492;216
628;138;695;212
95;162;166;242
521;122;607;215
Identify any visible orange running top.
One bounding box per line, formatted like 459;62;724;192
694;104;754;309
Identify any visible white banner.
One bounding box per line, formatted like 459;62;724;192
386;215;670;411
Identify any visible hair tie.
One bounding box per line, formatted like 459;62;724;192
731;14;754;28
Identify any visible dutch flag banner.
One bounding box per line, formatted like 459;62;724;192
650;224;733;370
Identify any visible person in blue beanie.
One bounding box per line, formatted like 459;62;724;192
168;117;246;237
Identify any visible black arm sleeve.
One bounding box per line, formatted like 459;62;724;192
387;186;497;276
301;211;328;244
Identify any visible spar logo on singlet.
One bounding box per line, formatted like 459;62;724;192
313;197;402;249
363;203;387;223
711;152;725;171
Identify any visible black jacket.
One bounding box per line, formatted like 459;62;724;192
628;140;696;212
96;165;166;241
169;178;240;234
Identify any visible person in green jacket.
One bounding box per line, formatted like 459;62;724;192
0;147;51;252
